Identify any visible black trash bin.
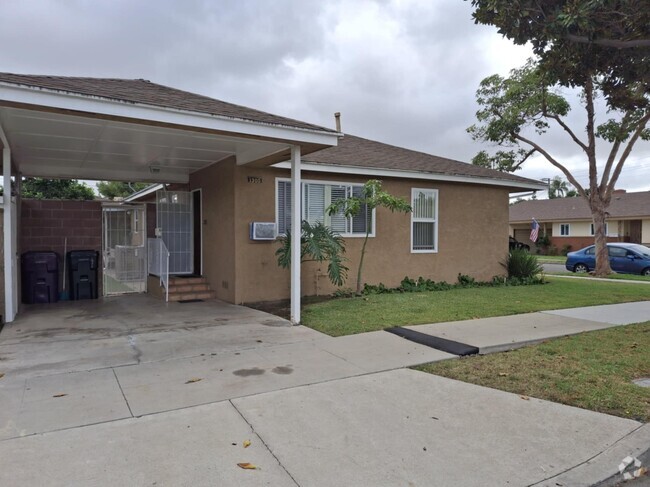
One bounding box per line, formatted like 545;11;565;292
67;250;99;300
21;251;59;304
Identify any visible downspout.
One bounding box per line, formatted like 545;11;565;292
0;123;16;322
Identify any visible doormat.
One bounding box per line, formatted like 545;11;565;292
385;327;479;356
173;274;202;279
178;299;205;304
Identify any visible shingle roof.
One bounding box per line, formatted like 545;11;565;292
509;191;650;222
303;134;543;187
0;72;335;133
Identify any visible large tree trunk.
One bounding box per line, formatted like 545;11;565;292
590;198;612;276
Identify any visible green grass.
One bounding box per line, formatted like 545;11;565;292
302;278;650;336
416;322;650;422
548;271;650;282
536;255;567;263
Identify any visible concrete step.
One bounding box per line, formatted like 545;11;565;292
168;283;211;293
168;290;216;302
169;277;208;286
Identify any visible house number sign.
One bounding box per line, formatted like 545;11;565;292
247;176;263;184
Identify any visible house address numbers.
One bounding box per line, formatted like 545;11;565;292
247;176;263;184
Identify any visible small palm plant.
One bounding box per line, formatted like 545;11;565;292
276;221;349;287
327;180;412;295
502;248;543;279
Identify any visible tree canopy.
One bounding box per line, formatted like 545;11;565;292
96;181;150;199
20;178;95;200
470;0;650;109
548;176;578;198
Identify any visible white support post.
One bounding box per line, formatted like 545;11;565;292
290;145;301;325
3;147;15;322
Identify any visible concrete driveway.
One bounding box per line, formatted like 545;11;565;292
0;296;647;486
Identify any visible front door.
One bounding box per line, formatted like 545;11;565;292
156;190;193;275
192;189;202;275
102;205;147;295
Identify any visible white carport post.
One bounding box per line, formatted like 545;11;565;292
290;145;301;324
1;128;16;322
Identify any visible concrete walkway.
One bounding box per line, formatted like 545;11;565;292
0;297;648;486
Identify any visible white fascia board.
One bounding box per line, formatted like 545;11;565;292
0;83;341;147
22;164;188;184
272;162;548;191
124;183;164;202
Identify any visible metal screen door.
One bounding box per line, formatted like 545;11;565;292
156;190;193;274
102;205;147;295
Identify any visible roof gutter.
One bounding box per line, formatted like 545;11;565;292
124;183;163;202
272;162;547;192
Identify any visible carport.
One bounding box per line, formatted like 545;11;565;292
0;74;339;323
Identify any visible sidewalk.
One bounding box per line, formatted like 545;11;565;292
1;299;648;486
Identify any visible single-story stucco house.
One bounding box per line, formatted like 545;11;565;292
509;190;650;253
0;73;543;324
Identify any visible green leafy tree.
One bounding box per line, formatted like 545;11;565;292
469;0;649;108
327;179;412;295
20;178;95;200
276;221;348;287
96;181;149;199
467;59;649;276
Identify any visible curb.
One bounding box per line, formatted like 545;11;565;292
532;424;650;486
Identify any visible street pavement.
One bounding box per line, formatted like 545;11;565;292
0;296;648;486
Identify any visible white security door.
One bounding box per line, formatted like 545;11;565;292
156;190;193;274
102;205;147;294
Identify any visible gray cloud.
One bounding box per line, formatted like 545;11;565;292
1;0;647;191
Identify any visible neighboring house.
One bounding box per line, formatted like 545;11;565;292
0;72;543;323
509;190;650;253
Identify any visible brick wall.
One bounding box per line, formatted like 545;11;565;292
20;199;102;291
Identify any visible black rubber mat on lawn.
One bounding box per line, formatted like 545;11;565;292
385;327;479;356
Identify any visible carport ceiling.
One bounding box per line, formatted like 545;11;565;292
0;106;289;183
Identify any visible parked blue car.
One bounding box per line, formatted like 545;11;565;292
565;243;650;276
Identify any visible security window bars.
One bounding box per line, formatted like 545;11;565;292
276;179;373;237
411;188;438;252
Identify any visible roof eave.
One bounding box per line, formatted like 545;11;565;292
272;161;547;191
0;81;342;146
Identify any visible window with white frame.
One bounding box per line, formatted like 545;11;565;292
560;223;570;236
276;179;373;237
590;223;608;236
411;188;438;252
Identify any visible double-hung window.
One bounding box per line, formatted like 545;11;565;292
590;223;608;236
411;188;438;252
276;179;373;237
560;223;570;236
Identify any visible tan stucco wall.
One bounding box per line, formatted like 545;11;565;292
231;164;509;304
189;157;236;302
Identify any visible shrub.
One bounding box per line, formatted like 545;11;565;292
560;244;572;256
502;249;544;279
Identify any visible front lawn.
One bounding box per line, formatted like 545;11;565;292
548;271;650;282
416;322;650;422
302;278;650;336
536;255;567;263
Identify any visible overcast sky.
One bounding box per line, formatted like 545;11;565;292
1;0;648;195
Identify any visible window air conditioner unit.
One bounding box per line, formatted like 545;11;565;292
250;222;277;241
